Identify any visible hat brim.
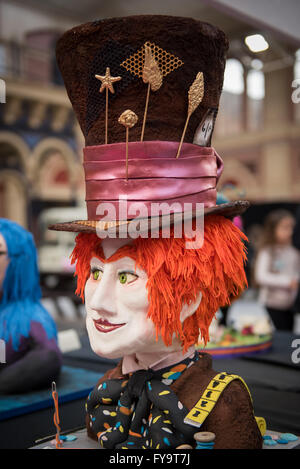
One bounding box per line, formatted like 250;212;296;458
48;201;250;235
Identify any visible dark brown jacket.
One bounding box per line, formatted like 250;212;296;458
86;352;263;449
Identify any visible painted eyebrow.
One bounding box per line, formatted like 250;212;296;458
90;265;103;271
117;269;138;275
115;261;138;272
90;256;139;273
90;261;104;267
90;259;104;268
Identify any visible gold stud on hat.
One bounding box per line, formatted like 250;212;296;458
118;110;138;180
95;67;122;144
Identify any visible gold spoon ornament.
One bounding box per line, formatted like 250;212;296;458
118;110;138;180
95;67;122;144
140;44;163;141
176;72;205;158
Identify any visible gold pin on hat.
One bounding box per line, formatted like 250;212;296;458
140;44;163;142
95;67;122;144
176;72;204;158
118;110;138;180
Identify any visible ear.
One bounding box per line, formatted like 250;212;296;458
180;292;202;322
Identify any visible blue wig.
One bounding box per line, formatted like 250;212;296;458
0;219;57;350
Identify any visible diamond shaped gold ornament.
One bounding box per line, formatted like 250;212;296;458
120;41;184;78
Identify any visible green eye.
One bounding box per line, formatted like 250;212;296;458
92;269;102;281
119;272;127;284
118;272;138;285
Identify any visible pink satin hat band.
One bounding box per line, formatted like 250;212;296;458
83;141;224;220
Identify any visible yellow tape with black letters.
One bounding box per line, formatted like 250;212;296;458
184;372;266;436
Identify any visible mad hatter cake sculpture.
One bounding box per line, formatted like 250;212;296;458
51;15;264;449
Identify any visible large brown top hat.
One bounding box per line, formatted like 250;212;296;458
50;15;249;235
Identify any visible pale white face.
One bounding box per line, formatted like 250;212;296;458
84;238;201;359
0;233;9;292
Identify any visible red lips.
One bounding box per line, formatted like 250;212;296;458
93;317;126;333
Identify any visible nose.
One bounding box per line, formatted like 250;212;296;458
89;266;116;316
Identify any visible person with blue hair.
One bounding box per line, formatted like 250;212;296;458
0;219;62;393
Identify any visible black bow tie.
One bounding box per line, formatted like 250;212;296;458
86;353;199;449
127;369;155;399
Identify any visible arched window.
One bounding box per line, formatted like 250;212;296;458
223;58;245;94
35;150;72;201
0;141;27;227
247;68;265;131
215;59;245;136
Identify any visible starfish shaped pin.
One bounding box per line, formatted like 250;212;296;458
95;67;122;94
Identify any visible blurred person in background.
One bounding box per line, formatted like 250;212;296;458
255;210;300;331
293;206;300;251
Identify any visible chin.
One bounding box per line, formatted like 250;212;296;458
91;344;123;359
90;339;144;359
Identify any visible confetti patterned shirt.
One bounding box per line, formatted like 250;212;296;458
86;352;200;449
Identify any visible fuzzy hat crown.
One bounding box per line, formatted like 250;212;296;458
56;15;228;146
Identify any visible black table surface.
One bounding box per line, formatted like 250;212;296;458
0;331;299;449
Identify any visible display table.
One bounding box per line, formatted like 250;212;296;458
0;366;103;449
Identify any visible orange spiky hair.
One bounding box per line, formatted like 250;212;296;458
70;215;248;352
